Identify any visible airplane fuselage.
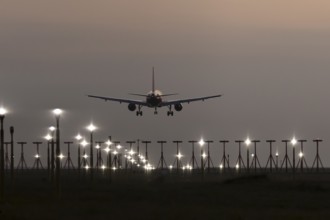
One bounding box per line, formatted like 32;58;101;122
146;93;162;107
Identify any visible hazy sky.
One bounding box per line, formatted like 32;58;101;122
1;0;330;167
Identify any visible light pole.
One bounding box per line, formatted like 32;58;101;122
245;138;251;173
280;140;292;172
173;141;183;172
265;140;276;172
220;140;229;171
105;138;112;170
142;141;151;164
157;141;167;170
235;140;246;173
291;137;297;173
0;107;7;201
49;126;56;183
297;140;308;172
96;141;104;169
53;108;62;198
189;141;199;170
251;140;261;173
199;139;205;174
81;139;89;168
16;142;28;171
63;142;74;170
87;123;96;180
32;142;44;170
204;141;214;173
126;141;135;170
312;139;324;172
45;134;52;178
275;152;279;170
4;142;10;171
75;134;82;176
112;141;120;169
10;126;14;185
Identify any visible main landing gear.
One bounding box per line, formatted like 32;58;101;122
136;105;143;116
167;105;174;116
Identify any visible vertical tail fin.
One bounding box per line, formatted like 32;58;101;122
152;67;155;93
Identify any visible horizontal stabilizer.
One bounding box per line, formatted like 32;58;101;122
159;93;179;97
129;93;148;97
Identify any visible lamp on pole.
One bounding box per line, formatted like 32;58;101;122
291;137;297;173
10;126;14;185
0;107;7;201
245;138;251;173
49;126;56;183
44;134;52;178
87;123;96;180
280;140;292;172
105;138;112;170
235;140;246;173
297;140;308;172
157;141;167;170
75;134;82;176
312;139;324;172
188;141;199;170
265;140;276;172
199;139;205;173
53;108;62;198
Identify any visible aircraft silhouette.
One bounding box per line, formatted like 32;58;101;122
88;68;221;116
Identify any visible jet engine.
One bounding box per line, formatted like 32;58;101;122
174;104;183;111
128;103;137;111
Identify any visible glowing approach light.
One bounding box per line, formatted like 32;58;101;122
177;152;183;159
81;139;88;147
104;147;110;153
117;145;122;150
83;154;88;159
106;140;112;146
59;154;65;160
53;108;63;116
0;107;7;115
299;152;304;158
101;165;106;170
276;152;279;157
35;154;40;158
87;123;97;132
49;126;56;132
202;153;207;158
245;138;251;146
236;164;239;169
129;150;135;155
95;145;100;149
291;137;297;146
75;134;82;141
199;138;205;147
45;134;52;141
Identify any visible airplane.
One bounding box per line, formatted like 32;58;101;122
87;68;222;116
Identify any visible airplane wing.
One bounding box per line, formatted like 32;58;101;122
88;95;149;106
161;94;222;106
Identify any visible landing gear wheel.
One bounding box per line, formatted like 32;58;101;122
167;111;174;116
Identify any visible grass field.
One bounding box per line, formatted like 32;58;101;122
1;170;330;219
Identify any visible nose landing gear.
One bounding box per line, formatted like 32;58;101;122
136;105;143;116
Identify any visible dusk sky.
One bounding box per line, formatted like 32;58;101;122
1;1;330;166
